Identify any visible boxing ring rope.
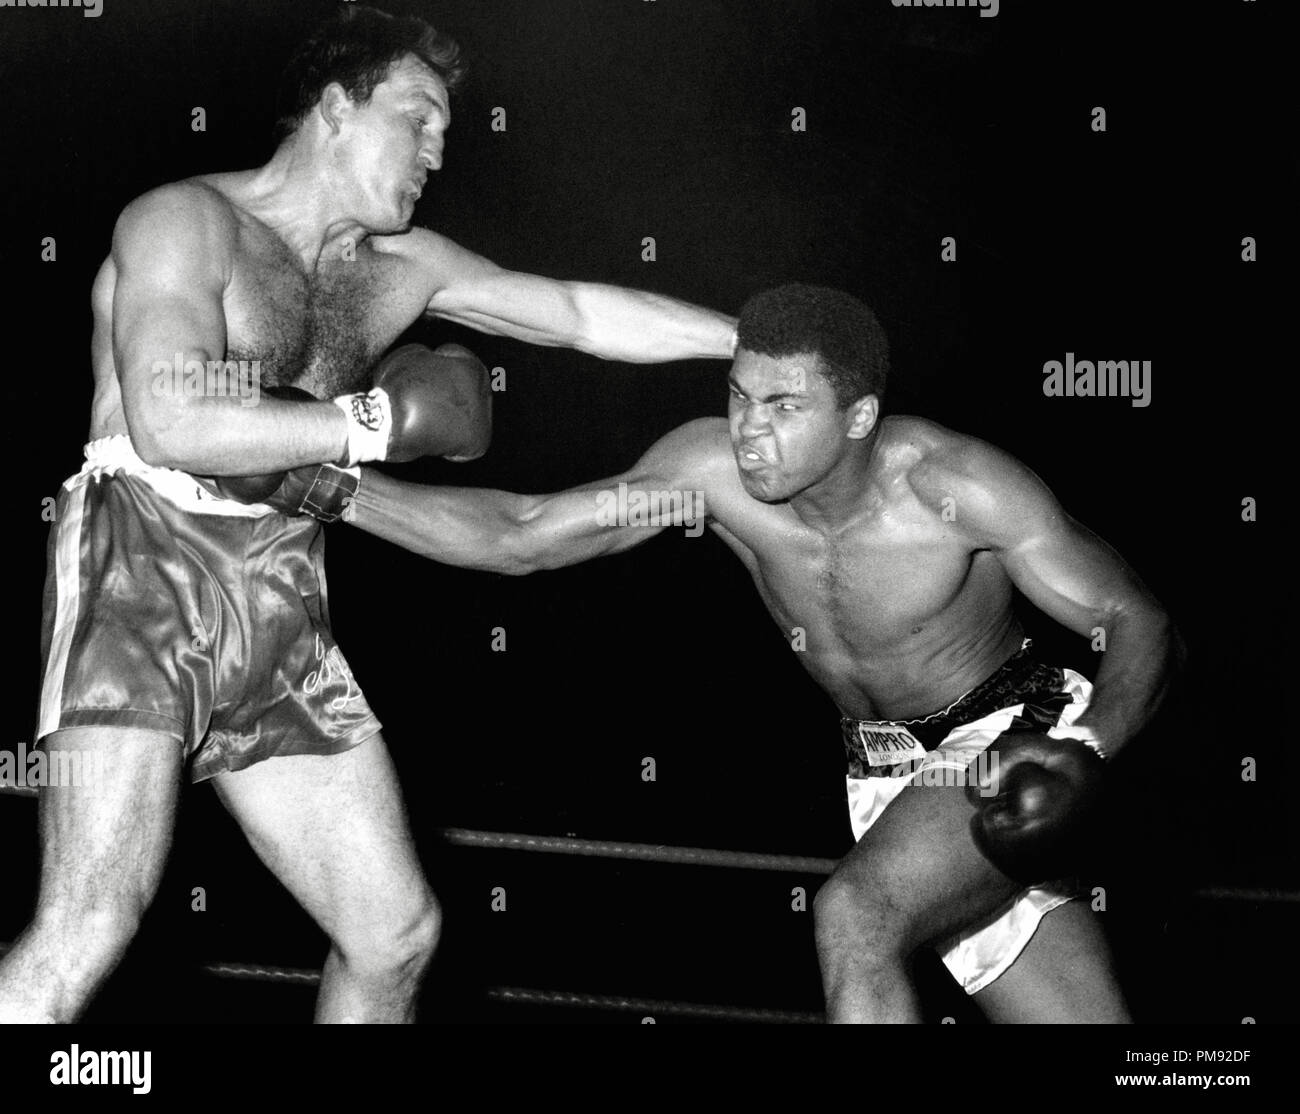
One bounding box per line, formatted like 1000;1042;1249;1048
0;936;821;1022
438;826;840;874
2;778;1295;1021
2;779;1297;898
196;960;823;1023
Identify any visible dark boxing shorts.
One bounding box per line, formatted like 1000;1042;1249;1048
38;437;380;782
839;639;1092;993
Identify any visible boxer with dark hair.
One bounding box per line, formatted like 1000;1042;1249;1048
0;5;735;1023
333;283;1183;1023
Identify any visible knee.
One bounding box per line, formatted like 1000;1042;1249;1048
812;871;899;967
812;872;860;941
338;893;441;981
34;899;145;968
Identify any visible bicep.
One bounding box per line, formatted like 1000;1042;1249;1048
432;271;581;347
998;515;1156;638
524;422;717;565
417;232;580;346
111;190;229;416
522;465;677;566
922;440;1159;637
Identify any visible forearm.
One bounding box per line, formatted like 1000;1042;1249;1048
346;469;534;573
130;393;348;474
348;470;660;573
572;283;736;363
1072;606;1184;757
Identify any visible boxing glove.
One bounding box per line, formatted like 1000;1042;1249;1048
264;462;360;523
333;343;481;466
966;733;1106;886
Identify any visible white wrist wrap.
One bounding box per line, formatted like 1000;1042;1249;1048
333;388;392;466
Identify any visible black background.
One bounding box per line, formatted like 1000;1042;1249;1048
0;0;1292;1024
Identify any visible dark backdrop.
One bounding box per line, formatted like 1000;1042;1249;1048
0;0;1291;1023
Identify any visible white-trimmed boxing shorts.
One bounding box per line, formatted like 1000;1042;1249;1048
37;436;381;782
840;639;1092;995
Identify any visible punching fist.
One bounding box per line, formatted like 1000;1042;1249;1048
334;343;492;466
217;343;491;503
966;733;1107;885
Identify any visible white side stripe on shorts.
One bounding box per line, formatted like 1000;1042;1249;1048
38;481;88;741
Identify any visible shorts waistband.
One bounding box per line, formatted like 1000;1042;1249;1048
840;639;1065;756
75;435;277;518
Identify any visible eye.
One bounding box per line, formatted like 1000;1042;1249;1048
778;403;799;412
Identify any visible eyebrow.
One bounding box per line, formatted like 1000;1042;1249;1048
406;91;447;113
727;378;806;403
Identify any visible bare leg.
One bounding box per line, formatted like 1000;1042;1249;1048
210;733;439;1024
973;899;1131;1022
814;781;1019;1023
0;727;180;1022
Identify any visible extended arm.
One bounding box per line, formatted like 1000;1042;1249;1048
348;419;719;573
408;230;736;363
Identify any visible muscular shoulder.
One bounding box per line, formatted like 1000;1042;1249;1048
894;416;1060;546
370;226;499;281
636;417;735;490
112;179;237;275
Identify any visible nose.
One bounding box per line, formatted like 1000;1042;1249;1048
737;403;769;441
418;147;442;172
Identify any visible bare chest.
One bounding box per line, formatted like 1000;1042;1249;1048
715;503;980;654
222;238;417;398
776;531;972;642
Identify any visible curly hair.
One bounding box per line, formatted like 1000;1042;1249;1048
273;5;466;143
736;284;889;410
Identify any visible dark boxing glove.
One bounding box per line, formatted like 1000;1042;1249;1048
264;462;360;523
332;343;475;465
965;732;1107;886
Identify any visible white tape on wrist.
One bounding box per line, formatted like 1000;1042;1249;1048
333;388;392;466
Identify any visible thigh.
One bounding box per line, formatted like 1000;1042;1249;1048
35;727;182;914
834;781;1020;951
973;899;1131;1022
209;733;431;938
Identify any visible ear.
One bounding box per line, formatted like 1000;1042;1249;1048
317;82;355;135
845;394;880;440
